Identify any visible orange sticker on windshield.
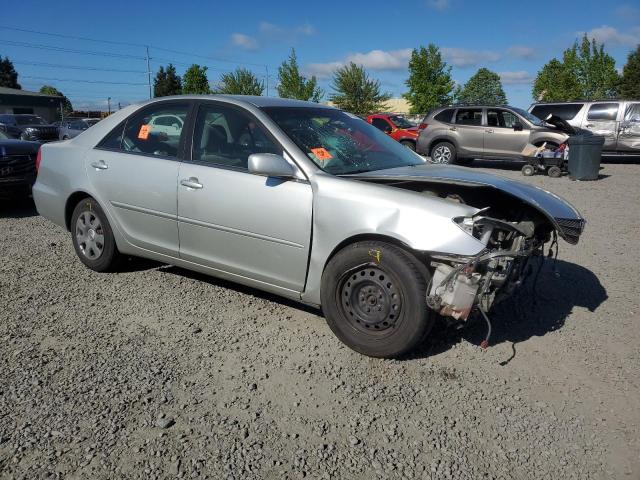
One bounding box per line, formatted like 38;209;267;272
311;147;332;161
138;124;150;140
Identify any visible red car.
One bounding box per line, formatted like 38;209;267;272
366;114;420;151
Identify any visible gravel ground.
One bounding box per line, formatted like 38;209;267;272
1;161;639;479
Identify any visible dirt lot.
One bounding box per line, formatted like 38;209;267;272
1;161;639;479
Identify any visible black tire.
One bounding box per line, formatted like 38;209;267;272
521;164;535;176
547;166;562;178
430;141;457;164
400;140;416;151
321;241;434;358
70;197;121;272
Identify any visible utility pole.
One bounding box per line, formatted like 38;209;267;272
108;97;111;115
265;65;269;97
145;45;152;99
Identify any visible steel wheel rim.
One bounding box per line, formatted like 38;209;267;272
75;211;105;260
338;265;403;336
433;146;451;163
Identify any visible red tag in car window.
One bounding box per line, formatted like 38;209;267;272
138;124;150;140
311;147;332;161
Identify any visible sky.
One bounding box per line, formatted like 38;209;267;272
1;0;639;112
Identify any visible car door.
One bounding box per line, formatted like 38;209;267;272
177;101;313;292
483;108;530;159
87;101;193;257
582;102;620;150
453;108;484;157
617;102;640;153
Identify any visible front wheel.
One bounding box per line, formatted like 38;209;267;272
321;241;434;358
431;142;457;164
70;197;121;272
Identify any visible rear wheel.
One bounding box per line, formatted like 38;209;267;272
70;198;121;272
321;241;434;358
400;140;416;151
431;142;456;164
547;166;562;178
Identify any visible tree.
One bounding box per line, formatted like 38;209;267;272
153;64;182;97
620;45;640;99
0;55;21;89
403;44;455;113
182;64;210;94
532;58;582;102
215;68;264;95
330;62;390;115
39;85;73;116
456;68;507;105
277;49;323;102
532;35;620;101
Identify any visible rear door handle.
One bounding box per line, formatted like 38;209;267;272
180;177;203;189
90;160;108;170
585;124;594;128
449;127;457;131
485;129;494;133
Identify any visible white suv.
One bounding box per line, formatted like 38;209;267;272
529;101;640;156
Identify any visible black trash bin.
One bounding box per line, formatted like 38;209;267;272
567;134;604;180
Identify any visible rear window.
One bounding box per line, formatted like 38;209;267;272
530;104;583;121
455;108;482;126
434;109;454;123
587;103;619;121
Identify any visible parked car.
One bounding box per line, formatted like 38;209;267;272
57;118;97;140
529;100;640;156
416;106;572;164
0;130;40;197
33;96;584;358
0;114;59;142
366;113;420;150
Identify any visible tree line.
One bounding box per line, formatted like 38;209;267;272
2;36;640;116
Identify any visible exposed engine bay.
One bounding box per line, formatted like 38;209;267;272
362;178;567;334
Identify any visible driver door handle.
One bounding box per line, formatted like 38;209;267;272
449;127;457;131
485;129;494;133
180;177;203;189
90;160;108;170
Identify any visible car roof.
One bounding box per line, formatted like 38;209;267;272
136;95;335;110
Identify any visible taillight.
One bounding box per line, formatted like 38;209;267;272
35;147;42;173
418;123;428;130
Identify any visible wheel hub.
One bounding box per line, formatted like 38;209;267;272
340;266;402;333
75;211;104;260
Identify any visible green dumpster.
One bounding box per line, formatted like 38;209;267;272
567;134;604;181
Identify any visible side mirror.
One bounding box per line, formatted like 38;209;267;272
248;153;296;179
513;122;523;131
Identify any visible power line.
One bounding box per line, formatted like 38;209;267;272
0;25;146;48
20;75;148;85
12;60;147;74
0;39;146;59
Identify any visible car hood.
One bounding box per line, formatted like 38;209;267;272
0;139;41;155
347;164;585;243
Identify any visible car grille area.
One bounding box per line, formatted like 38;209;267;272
0;154;36;183
555;217;586;244
23;126;58;141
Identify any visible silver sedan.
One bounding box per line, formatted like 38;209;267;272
33;96;584;358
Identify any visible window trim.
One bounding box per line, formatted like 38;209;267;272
433;109;455;124
94;100;195;162
186;100;289;173
486;108;523;129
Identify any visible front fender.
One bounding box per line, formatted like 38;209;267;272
301;174;485;305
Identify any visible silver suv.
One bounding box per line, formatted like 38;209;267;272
529;100;640;156
416;106;571;164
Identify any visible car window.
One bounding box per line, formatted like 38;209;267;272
388;115;414;129
0;130;9;140
434;109;454;123
371;117;391;131
625;103;640;123
191;104;281;170
71;120;88;130
531;104;583;121
153;115;182;127
487;109;519;128
587;103;619;121
455;109;482;126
